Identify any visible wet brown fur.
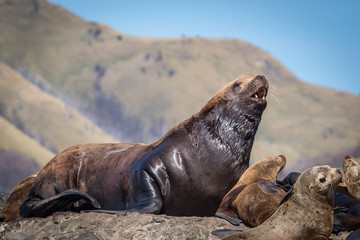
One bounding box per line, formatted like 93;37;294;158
222;166;342;240
20;75;269;218
215;155;286;227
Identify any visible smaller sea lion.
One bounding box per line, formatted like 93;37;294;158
332;156;360;232
217;165;342;240
343;155;360;199
215;155;286;227
0;173;37;222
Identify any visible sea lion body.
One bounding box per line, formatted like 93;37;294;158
215;155;286;227
0;173;37;222
334;186;360;232
333;156;360;232
20;74;269;218
344;156;360;199
221;165;342;240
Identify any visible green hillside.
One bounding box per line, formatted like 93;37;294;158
0;63;116;156
0;115;54;166
0;0;359;171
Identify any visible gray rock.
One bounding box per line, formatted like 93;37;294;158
0;192;9;210
0;211;352;240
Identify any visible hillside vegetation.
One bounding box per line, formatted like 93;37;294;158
0;0;359;174
0;115;53;166
0;62;115;164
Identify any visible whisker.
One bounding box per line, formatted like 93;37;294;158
269;90;281;105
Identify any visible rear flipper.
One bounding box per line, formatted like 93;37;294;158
85;200;162;215
211;229;243;238
20;189;101;218
215;211;242;226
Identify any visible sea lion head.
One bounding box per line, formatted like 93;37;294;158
294;165;342;204
343;155;360;198
240;155;286;184
202;74;269;119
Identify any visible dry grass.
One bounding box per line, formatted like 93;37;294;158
0;63;115;157
0;116;54;166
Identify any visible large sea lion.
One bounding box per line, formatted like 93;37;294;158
215;155;286;227
216;165;342;240
0;173;37;222
19;74;269;218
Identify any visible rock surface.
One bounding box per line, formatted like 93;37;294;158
0;192;7;210
0;192;351;240
0;211;350;240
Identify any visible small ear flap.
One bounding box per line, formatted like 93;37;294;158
278;185;294;207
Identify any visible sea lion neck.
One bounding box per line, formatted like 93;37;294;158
184;101;261;162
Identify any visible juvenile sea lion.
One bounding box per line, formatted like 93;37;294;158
215;155;286;227
20;74;269;218
0;173;37;222
343;155;360;199
218;165;342;240
333;155;360;232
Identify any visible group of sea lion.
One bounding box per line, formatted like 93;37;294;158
213;154;360;240
0;74;359;240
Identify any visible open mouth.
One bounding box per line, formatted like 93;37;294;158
251;86;268;100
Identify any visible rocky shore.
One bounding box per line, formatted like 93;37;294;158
0;192;351;240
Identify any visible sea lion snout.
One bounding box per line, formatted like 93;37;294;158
334;168;343;184
251;75;269;99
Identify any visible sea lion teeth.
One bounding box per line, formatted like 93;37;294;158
262;96;265;100
255;94;258;98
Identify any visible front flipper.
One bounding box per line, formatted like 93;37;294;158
86;201;162;215
20;189;100;218
125;169;163;214
215;212;242;226
215;185;246;226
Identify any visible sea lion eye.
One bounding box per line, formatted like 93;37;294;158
233;82;241;88
319;177;326;183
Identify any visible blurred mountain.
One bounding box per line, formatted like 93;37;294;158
0;0;359;177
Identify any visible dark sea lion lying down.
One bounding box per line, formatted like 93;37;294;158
19;74;269;218
215;155;286;227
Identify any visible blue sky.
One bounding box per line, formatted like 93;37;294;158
48;0;360;95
